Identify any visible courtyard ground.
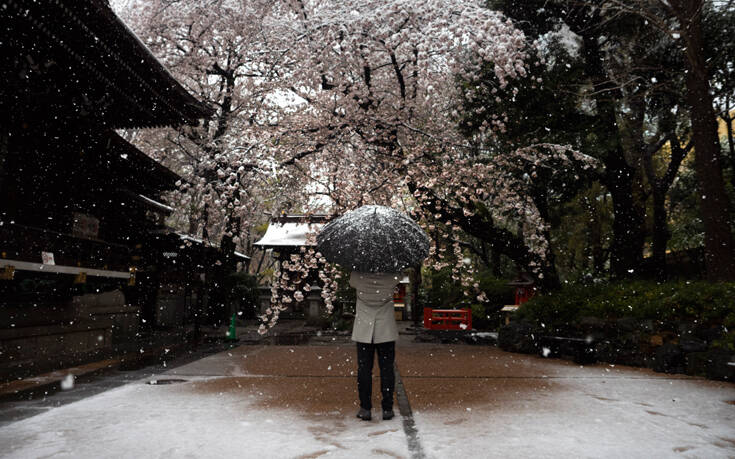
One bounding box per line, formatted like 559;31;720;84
1;330;734;458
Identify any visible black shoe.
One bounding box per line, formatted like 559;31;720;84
382;409;395;420
356;408;371;421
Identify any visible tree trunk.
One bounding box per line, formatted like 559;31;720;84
0;132;8;198
491;247;502;277
650;189;669;280
606;155;645;277
675;0;735;281
531;187;562;289
723;114;735;188
586;194;606;275
580;32;645;278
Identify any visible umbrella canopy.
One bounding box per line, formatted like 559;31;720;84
316;205;430;273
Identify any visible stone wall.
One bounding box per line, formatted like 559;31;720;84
73;290;141;343
0;321;114;380
154;284;187;328
0;289;139;380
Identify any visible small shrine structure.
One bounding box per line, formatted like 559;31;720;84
254;215;328;319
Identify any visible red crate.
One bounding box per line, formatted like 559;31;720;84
423;308;472;330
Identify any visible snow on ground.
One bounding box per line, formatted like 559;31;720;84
2;342;734;458
0;375;408;459
410;365;735;458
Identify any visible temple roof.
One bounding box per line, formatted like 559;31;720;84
2;0;214;129
104;131;181;194
254;216;330;249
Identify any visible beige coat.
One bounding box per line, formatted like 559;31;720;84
350;272;400;344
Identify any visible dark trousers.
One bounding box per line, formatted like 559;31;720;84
356;341;395;411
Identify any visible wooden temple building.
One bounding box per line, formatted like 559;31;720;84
0;0;217;378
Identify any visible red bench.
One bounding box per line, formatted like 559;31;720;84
423;308;472;330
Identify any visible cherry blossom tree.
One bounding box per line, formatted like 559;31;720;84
116;0;598;329
267;1;547;256
117;0;309;261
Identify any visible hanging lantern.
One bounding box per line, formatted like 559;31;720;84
1;265;15;281
74;272;87;284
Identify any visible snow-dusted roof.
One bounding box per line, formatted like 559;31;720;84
138;193;174;213
172;232;250;259
175;232;210;246
254;221;324;248
234;251;250;260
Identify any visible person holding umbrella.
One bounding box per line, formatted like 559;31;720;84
316;205;430;422
350;271;401;421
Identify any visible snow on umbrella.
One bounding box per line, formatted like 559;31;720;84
316;205;430;273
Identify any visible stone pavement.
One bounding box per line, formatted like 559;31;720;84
1;328;735;458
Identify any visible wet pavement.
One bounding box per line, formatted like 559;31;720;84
0;341;230;428
1;329;735;458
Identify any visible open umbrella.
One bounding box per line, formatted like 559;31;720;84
316;205;430;272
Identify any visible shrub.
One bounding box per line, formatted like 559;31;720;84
421;267;513;330
422;267;513;310
515;280;735;335
422;267;465;308
470;303;505;330
475;271;515;310
226;272;260;319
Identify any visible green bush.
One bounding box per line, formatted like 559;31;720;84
421;267;513;330
470;303;504;330
515;281;735;339
422;267;513;309
475;271;515;309
423;267;465;308
226;272;260;318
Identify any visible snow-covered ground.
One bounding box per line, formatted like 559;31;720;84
1;343;734;458
413;375;735;458
0;375;408;459
398;345;735;459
